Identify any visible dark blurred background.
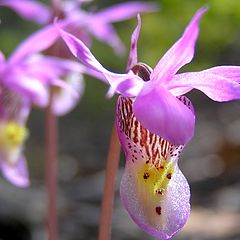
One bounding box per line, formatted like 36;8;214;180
1;0;240;239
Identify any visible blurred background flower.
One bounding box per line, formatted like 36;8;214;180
0;0;240;239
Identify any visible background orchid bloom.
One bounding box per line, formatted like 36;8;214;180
59;7;240;145
0;86;30;187
0;0;158;55
0;21;105;116
0;20;106;186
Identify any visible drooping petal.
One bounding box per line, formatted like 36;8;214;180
0;155;29;187
127;14;141;71
116;96;190;239
59;27;144;96
0;0;51;24
133;81;195;145
151;7;207;84
4;70;49;107
0;87;30;123
168;70;240;101
51;73;85;116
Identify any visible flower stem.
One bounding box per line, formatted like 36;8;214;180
98;122;121;240
45;90;58;240
44;1;61;239
51;0;61;16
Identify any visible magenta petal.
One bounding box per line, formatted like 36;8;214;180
59;27;144;96
0;0;51;24
8;23;62;64
93;1;158;23
127;14;141;71
169;70;240;101
151;7;207;84
200;65;240;82
1;155;29;187
4;72;49;107
133;82;195;145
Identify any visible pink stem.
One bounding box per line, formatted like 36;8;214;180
45;1;61;240
45;91;58;240
98;122;121;240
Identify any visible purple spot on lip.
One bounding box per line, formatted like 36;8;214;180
143;172;150;179
155;206;162;215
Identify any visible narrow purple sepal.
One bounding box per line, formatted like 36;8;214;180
8;21;69;64
127;14;141;71
151;7;207;84
168;68;240;101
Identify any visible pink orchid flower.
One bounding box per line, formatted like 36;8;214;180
58;7;240;145
58;7;240;238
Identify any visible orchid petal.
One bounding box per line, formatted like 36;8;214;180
0;155;29;187
0;0;51;24
9;24;58;64
151;7;207;84
0;87;30;123
8;21;70;64
51;73;84;116
4;72;48;107
133;82;195;145
40;56;107;82
59;27;144;96
92;1;158;23
169;70;240;101
201;65;240;82
116;96;190;239
127;15;141;71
